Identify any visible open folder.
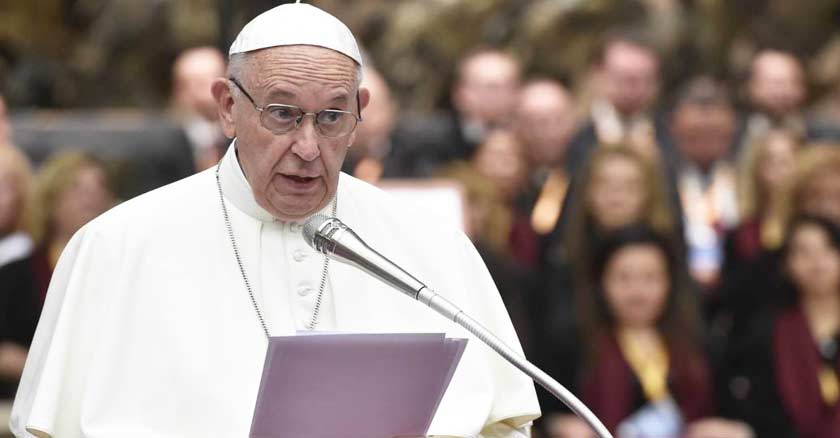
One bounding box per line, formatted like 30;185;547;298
249;333;468;438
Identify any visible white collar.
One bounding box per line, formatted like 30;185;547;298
217;139;336;223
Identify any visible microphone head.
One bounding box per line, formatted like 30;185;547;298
302;214;332;249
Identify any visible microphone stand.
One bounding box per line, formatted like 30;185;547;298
416;287;612;438
306;217;613;438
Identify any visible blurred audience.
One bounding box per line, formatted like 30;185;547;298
745;50;807;130
424;48;522;166
552;146;677;286
472;129;540;267
437;139;533;352
170;46;228;171
721;215;840;438
472;130;528;210
0;146;32;402
779;145;840;229
566;32;666;171
0;146;32;269
670;77;740;290
742;49;840;146
400;48;523;178
513;79;576;237
536;146;679;415
451;49;523;151
0;150;115;308
0;151;114;399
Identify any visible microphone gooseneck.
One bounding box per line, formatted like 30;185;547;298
302;215;613;438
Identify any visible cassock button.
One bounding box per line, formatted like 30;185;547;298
297;285;314;297
293;249;307;262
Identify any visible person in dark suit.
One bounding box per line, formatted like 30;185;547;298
170;46;229;171
565;31;673;175
669;77;740;293
389;48;523;177
740;49;840;149
340;64;438;183
513;79;576;240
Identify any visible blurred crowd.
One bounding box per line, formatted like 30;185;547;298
4;1;840;438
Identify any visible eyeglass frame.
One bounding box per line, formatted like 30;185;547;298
228;76;363;137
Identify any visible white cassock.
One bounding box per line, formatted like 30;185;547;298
10;144;541;438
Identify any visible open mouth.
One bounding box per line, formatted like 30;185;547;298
280;173;320;191
284;174;316;183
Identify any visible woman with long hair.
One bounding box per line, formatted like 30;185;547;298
579;225;713;435
723;145;840;334
722;215;840;437
536;145;680;417
727;128;800;271
0;150;115;389
27;150;116;269
719;129;800;332
562;146;675;284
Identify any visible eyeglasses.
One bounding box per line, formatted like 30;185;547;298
229;77;362;138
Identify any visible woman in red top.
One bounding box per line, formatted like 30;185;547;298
578;225;714;434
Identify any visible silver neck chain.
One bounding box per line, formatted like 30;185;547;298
215;162;336;338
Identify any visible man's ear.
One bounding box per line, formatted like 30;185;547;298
358;87;371;113
346;87;371;148
212;78;236;138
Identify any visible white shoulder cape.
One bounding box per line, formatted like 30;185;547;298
11;151;540;438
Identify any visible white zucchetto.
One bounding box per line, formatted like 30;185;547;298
228;1;363;66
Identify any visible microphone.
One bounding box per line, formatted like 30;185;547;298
303;215;613;438
302;214;427;301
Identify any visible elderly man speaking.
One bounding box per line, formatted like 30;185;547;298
10;3;540;438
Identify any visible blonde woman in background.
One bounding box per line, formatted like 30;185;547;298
0;145;33;418
778;145;840;229
720;145;840;378
0;145;32;269
724;129;800;277
26;150;116;272
717;129;801;352
437;132;534;352
0;150;115;398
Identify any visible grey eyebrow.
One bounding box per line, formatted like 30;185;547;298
265;89;296;102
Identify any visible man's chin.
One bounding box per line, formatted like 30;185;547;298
264;196;332;222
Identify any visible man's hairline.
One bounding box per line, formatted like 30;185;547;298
227;49;364;92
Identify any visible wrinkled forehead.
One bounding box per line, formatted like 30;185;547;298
236;45;359;90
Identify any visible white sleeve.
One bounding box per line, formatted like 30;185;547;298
10;224;118;438
453;232;541;432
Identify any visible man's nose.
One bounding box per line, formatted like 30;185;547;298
290;115;320;161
